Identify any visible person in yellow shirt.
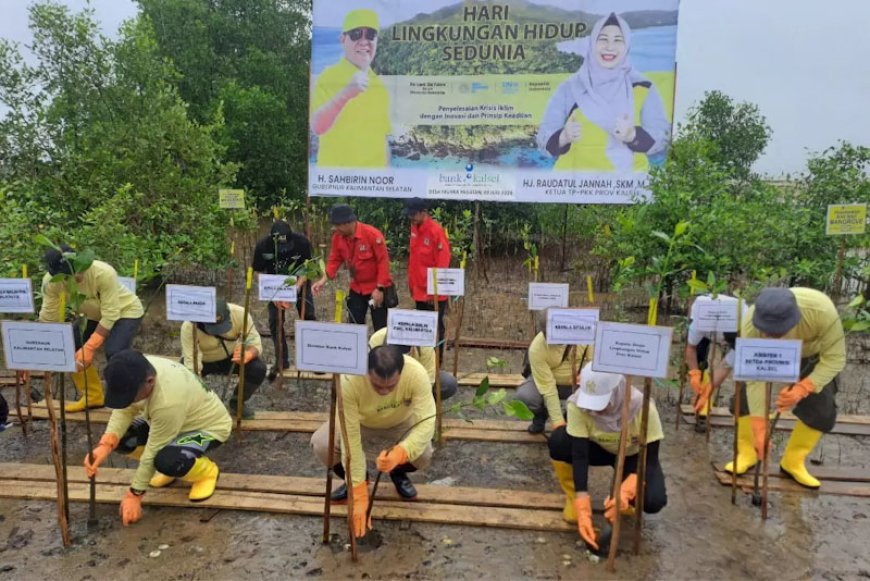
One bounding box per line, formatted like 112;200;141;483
516;310;593;434
368;327;457;401
310;346;435;539
39;245;144;411
736;287;845;488
548;364;666;551
82;350;232;526
180;299;265;419
310;9;391;168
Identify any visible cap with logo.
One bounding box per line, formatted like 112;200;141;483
576;363;624;411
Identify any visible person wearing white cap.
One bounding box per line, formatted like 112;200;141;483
739;287;845;488
547;364;666;551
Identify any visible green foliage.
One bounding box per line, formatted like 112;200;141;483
682;90;772;180
0;2;237;281
843;295;870;334
137;0;311;209
448;377;533;422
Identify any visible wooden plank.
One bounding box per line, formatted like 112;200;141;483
680;404;870;427
681;414;870;437
713;463;870;483
22;404;541;444
0;463;565;511
713;470;870;498
279;369;526;389
0;479;573;533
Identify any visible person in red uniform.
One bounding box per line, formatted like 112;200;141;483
313;204;395;330
405;198;451;357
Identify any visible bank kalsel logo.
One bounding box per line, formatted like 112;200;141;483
437;163;501;186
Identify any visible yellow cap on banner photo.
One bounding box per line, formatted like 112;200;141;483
343;9;378;32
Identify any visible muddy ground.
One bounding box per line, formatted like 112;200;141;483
1;261;869;580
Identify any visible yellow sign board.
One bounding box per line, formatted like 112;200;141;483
219;189;246;209
826;203;867;235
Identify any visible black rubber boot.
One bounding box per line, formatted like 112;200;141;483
389;463;418;500
330;464;371;501
527;409;548;434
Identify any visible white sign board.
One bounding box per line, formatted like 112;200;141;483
0;278;34;314
295;321;368;375
528;283;569;311
426;268;465;296
733;338;802;383
387;309;438;348
117;276;137;295
592;322;673;379
1;321;76;372
258;274;298;302
166;285;217;323
693;299;739;333
546;308;598;345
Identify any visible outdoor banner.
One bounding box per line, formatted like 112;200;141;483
309;0;679;204
826;203;867;236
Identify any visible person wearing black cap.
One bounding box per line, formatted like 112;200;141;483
740;287;846;488
313;204;396;330
83;350;232;525
180;299;265;418
405;197;451;359
252;220;316;378
39;244;144;411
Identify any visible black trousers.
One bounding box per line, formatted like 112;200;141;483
0;393;8;425
116;418;222;477
201;357;266;403
268;284;316;367
346;290;388;331
548;426;667;514
416;299;448;359
76;317;142;360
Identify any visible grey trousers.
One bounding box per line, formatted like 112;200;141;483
515;377;573;415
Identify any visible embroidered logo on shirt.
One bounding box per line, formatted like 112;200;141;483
358;244;368;252
423;238;431;246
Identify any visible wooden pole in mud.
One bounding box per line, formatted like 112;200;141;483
633;377;653;554
606;374;634;572
433;271;443;443
731;381;743;505
762;382;772;520
322;374;338;544
336;377;359;561
43;374;71;547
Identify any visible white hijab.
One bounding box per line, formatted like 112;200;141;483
568;373;644;433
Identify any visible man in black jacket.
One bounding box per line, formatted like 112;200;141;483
252;220;317;379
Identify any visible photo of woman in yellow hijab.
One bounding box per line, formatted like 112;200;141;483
537;13;671;173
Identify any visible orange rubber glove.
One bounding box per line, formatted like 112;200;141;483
75;333;105;370
574;494;597;550
604;473;638;523
776;378;814;412
232;344;258;365
350;482;371;538
83;433;119;478
750;416;770;459
688;369;704;396
120;489;143;526
693;382;713;414
273;301;292;311
376;445;409;473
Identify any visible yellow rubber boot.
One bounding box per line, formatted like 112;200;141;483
149;473;176;488
181;457;220;502
724;416;758;475
780;420;822;489
127;446;144;461
66;365;104;412
551;460;577;523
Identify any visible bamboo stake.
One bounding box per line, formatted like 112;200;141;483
14;372;27;436
433;270;442;443
606;374;634;572
322;374;338;543
335;374;358;561
762;382;772;519
43;375;71;547
634;377;652;554
236;268;253;430
58;372;70;526
731;382;742;505
451;252;468;377
704;340;718;444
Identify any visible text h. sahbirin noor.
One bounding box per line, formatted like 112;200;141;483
387;4;587;62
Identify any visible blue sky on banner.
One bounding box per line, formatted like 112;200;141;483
1;0;868;177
